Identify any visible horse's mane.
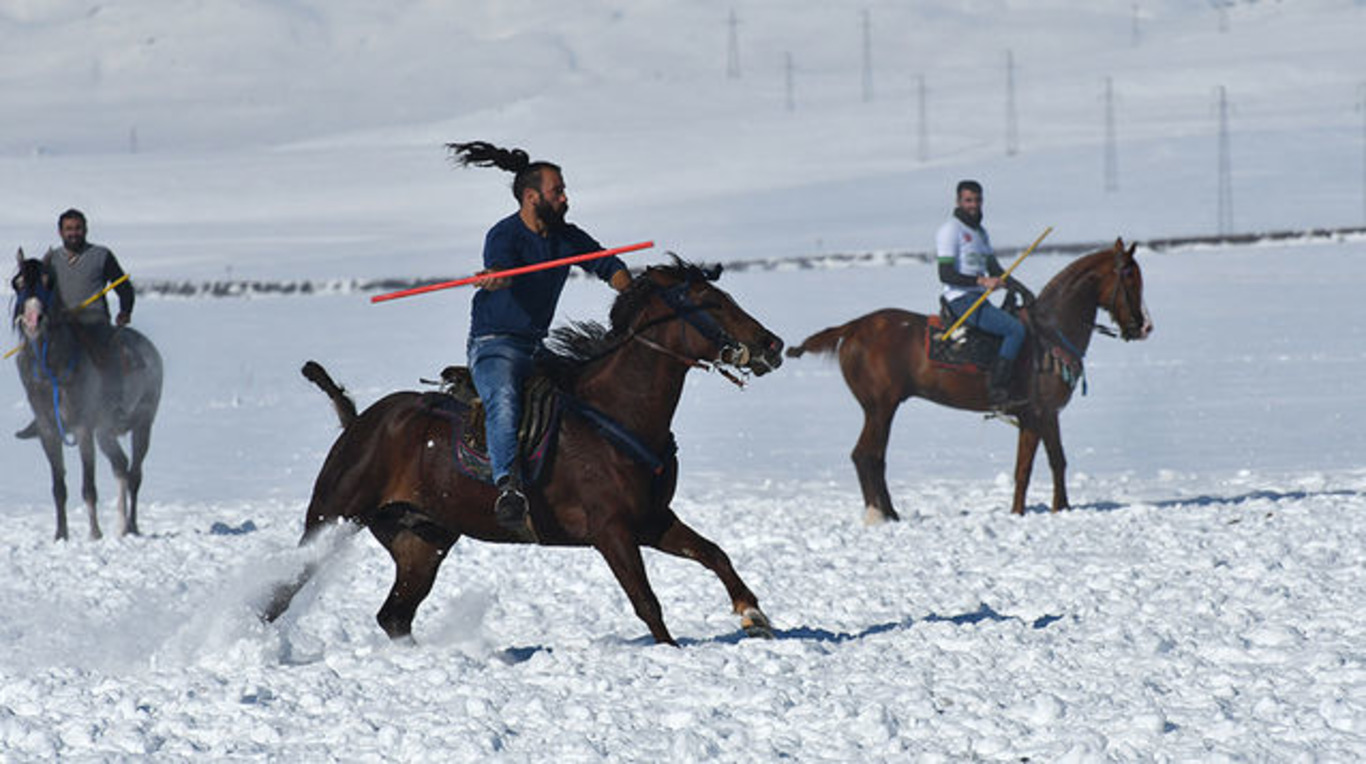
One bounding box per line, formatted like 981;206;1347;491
1035;246;1113;309
540;256;719;384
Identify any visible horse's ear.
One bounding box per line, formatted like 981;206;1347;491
14;247;22;265
1126;241;1138;259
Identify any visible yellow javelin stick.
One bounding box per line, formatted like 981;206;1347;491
77;272;129;310
4;273;132;359
940;226;1053;340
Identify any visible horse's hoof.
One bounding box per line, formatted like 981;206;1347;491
863;506;899;526
739;607;774;639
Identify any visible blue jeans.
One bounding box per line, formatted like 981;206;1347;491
947;295;1025;360
467;334;539;484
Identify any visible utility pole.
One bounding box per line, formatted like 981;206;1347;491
785;52;795;112
1216;85;1233;235
726;9;741;79
861;9;873;103
916;74;929;162
1005;49;1019;156
1359;84;1366;225
1103;77;1118;192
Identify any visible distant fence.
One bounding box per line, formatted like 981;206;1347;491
134;226;1366;299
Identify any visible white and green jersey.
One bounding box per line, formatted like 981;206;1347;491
936;215;996;303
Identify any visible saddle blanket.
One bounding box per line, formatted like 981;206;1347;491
925;314;1002;373
425;366;561;485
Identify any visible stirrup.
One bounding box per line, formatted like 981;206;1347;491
494;479;529;532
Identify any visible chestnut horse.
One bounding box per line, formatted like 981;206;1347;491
787;239;1152;522
264;259;785;646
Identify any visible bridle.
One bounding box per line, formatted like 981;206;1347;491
628;277;754;387
1098;255;1145;340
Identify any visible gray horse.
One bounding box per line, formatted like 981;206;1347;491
10;253;162;540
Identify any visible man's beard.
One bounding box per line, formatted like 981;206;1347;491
954;207;983;229
536;198;567;229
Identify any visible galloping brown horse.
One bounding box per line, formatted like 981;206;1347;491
264;259;784;646
787;239;1152;522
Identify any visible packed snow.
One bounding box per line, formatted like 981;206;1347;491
2;1;1365;760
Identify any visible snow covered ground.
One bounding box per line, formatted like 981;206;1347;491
2;1;1366;760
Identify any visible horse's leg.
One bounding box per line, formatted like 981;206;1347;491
596;524;675;645
367;505;458;641
39;432;70;541
125;419;153;536
1012;424;1042;515
645;513;771;638
851;404;901;524
1037;413;1070;512
95;428;133;536
77;431;102;540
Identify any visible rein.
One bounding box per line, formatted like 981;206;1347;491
31;336;79;446
566;275;752;388
630;332;748;388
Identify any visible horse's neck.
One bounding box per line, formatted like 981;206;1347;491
1035;273;1101;357
573;340;689;444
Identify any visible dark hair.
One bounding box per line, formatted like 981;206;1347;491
446;141;561;202
956;179;983;197
58;208;87;228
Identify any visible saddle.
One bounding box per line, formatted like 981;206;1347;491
926;300;1008;372
425;366;562;485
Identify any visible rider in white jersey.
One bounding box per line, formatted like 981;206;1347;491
936;180;1029;408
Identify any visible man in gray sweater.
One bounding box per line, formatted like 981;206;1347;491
15;208;135;438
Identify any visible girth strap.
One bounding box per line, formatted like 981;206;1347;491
560;395;676;476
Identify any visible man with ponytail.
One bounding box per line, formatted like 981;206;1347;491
447;141;632;534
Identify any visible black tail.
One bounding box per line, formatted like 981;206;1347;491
301;360;358;428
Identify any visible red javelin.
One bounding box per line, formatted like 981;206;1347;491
369;240;654;304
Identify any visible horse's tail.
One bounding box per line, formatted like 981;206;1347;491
786;323;853;359
301;360;358;428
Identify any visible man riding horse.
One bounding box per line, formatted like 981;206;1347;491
447;141;633;535
15;208;135;439
936;180;1031;408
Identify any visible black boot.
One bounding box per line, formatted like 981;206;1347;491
14;420;39;440
988;356;1015;408
494;474;529;534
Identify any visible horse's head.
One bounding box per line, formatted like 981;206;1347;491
1097;239;1153;341
10;250;53;343
618;255;785;378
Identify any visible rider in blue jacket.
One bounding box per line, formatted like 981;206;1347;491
449;141;632;534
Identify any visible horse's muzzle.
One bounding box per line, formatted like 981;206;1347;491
742;334;785;376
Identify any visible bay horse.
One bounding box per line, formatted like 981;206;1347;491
264;259;785;646
10;252;163;540
787;239;1152;522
